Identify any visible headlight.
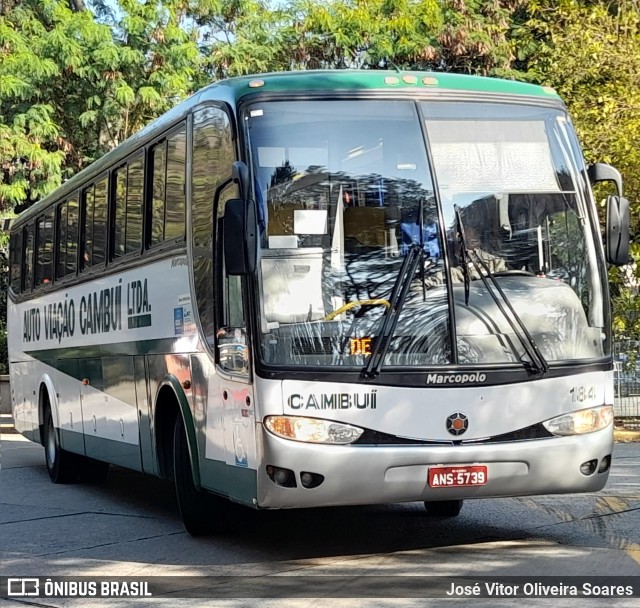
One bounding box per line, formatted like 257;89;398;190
264;416;364;444
542;405;613;436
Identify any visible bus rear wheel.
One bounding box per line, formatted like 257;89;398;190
43;406;80;484
424;499;464;517
173;415;222;536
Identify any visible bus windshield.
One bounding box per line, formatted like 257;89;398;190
246;99;606;370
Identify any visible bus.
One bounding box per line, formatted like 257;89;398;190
7;70;630;535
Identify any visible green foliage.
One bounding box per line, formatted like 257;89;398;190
516;0;640;342
0;0;208;213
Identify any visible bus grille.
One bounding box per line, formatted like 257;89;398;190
354;423;553;446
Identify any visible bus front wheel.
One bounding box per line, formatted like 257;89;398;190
43;406;80;484
424;499;464;517
173;415;222;536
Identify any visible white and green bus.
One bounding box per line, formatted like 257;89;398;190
8;70;630;535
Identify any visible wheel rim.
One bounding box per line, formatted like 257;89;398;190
46;417;56;466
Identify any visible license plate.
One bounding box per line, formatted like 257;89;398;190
428;465;488;488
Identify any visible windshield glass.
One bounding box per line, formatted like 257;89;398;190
245;99;606;370
422;101;606;365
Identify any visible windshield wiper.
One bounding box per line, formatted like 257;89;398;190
454;207;472;306
361;244;423;380
454;206;549;376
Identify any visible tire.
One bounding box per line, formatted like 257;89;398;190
424;499;464;517
43;406;80;484
173;415;221;536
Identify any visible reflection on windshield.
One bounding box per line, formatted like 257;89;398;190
245;99;606;370
423;102;605;366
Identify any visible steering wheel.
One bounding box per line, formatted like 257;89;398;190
323;299;391;321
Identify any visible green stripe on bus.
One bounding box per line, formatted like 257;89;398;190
24;338;185;371
201;458;257;507
24;337;183;359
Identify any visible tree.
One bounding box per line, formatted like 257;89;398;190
0;0;207;214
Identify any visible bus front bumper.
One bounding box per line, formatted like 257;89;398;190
256;426;613;508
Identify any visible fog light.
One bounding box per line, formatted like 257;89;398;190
266;465;296;487
598;455;611;473
300;471;324;489
580;459;598;475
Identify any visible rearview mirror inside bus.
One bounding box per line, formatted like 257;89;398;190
605;194;630;266
224;198;257;275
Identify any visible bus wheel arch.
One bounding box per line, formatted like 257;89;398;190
173;413;223;536
153;379;222;536
153;380;200;488
40;384;79;483
37;375;59;447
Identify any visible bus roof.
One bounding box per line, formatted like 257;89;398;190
12;70;562;227
205;69;561;101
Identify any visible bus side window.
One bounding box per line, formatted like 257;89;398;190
35;211;54;287
9;230;22;293
56;197;78;280
56;201;68;279
22;224;34;292
216;185;248;375
66;197;79;276
113;155;144;260
149;125;186;247
81;177;107;269
191;106;234;348
81;185;95;269
126;156;144;254
150;142;166;247
113;165;127;258
165;127;186;241
93;177;108;266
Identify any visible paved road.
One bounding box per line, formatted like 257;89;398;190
1;432;639;607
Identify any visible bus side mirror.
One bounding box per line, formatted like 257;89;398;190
588;163;623;196
224;198;257;275
606;195;630;266
587;163;630;265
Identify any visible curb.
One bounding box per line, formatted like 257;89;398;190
0;414;17;434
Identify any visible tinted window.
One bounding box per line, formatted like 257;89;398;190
22;225;34;291
93;177;108;265
35;210;54;287
66;198;79;276
126;156;144;254
56;197;79;279
192;107;234;346
9;231;22;292
150;143;166;247
82;185;95;269
56;202;68;279
165;127;186;241
149;125;186;247
114;166;127;258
